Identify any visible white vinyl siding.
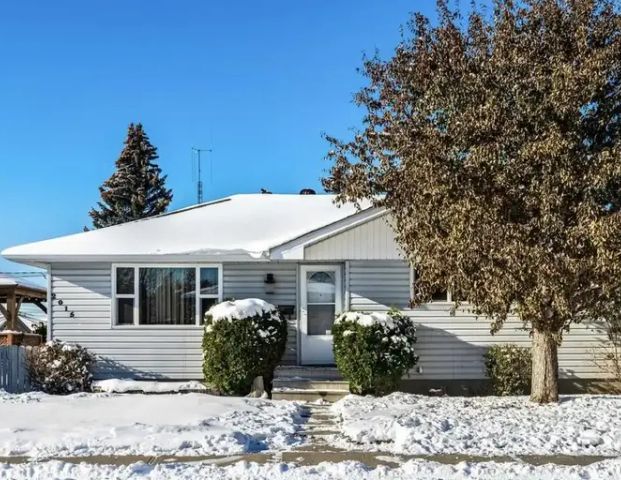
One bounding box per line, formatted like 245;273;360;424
50;262;298;380
51;263;202;379
305;215;403;260
50;259;612;381
348;260;612;380
223;263;298;365
349;261;411;310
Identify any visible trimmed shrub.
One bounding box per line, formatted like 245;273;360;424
27;340;93;394
484;344;532;395
332;309;418;396
203;298;287;396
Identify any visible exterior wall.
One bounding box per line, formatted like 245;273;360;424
305;216;402;260
223;263;298;365
50;258;613;382
348;260;612;380
50;262;298;380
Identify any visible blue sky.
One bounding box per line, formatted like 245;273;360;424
0;1;444;274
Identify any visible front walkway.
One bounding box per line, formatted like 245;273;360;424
0;402;614;469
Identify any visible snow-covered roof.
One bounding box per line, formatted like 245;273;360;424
2;194;372;265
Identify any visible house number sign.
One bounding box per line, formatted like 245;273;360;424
51;293;75;318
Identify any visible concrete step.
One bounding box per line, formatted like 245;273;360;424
271;388;348;402
273;366;349;402
274;366;343;380
273;378;349;391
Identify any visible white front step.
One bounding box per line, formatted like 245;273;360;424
273;378;349;391
273;366;349;401
274;366;343;380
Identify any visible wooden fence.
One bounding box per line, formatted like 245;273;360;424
0;346;31;393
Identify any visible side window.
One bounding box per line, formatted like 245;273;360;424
115;267;135;325
199;267;220;323
431;288;449;302
411;268;452;303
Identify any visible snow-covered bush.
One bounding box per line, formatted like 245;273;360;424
484;344;531;395
202;298;287;396
27;340;93;394
332;309;418;396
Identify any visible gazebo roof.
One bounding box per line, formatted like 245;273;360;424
0;275;46;300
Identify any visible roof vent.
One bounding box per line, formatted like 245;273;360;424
299;188;316;195
260;188;273;194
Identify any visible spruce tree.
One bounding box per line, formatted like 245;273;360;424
89;123;173;228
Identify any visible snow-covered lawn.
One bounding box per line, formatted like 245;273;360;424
92;379;207;393
2;459;621;480
331;393;621;456
0;390;304;458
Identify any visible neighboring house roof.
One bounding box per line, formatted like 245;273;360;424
2;194;374;265
0;275;45;290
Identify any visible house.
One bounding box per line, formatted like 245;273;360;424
1;193;613;392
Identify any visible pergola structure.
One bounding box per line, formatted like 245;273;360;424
0;277;47;332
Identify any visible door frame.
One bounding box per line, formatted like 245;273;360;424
299;264;343;365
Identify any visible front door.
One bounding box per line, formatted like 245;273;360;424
300;265;342;365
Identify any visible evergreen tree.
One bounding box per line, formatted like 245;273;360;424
89;123;173;228
323;0;621;403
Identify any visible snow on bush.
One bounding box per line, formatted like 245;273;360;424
27;340;93;394
203;298;287;396
484;344;531;395
333;309;418;395
207;298;278;323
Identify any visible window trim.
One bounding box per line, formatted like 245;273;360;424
111;263;223;328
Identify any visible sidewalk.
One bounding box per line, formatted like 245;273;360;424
0;450;614;468
0;403;616;469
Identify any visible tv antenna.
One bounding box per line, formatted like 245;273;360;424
192;147;212;204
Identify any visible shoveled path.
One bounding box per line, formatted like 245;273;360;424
0;402;616;468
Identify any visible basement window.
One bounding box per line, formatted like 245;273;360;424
113;265;222;327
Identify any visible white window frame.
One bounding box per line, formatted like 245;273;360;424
111;263;223;328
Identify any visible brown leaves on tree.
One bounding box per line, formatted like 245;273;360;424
323;0;621;402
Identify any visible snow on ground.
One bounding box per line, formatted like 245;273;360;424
2;459;621;480
0;390;304;458
331;393;621;456
92;379;206;393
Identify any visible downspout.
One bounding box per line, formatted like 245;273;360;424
46;264;52;342
344;261;350;311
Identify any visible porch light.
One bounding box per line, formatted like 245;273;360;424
264;273;276;294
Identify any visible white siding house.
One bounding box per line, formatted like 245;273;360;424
2;193;613;391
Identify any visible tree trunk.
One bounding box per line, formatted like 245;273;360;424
530;328;559;403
